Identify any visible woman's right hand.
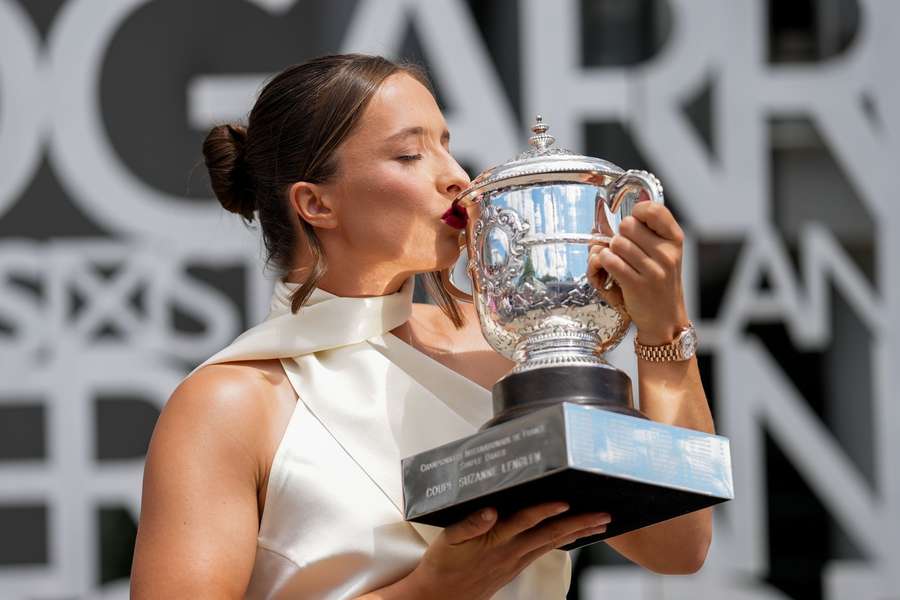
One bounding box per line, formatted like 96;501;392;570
405;502;611;600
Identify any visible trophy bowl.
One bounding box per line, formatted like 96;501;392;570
443;116;665;428
403;116;733;549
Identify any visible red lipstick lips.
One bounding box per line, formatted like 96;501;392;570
441;201;468;230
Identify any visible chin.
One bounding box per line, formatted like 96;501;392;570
436;238;464;270
413;249;460;275
409;228;464;272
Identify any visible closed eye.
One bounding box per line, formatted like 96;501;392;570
397;154;423;162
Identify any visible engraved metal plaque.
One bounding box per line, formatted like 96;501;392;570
402;403;733;550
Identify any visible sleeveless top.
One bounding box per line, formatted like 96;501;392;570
195;277;572;599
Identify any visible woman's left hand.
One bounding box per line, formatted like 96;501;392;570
587;201;689;346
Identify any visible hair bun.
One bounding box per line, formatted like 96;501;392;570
203;124;257;220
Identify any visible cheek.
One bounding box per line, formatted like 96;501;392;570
377;168;437;216
342;168;439;247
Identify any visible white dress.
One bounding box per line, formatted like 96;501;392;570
197;277;572;599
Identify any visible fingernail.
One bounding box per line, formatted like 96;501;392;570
554;503;570;514
592;514;612;526
481;508;496;521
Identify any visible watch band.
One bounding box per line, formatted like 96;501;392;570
634;322;696;362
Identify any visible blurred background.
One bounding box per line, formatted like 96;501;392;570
1;0;898;598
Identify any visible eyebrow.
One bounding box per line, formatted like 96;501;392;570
384;126;451;144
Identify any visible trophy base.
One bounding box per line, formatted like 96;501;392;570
485;364;640;429
402;402;733;550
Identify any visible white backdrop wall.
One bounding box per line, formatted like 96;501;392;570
0;1;897;599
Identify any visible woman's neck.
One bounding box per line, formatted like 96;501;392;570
286;263;413;298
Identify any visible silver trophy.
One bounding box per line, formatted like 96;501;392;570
442;115;663;426
402;117;733;549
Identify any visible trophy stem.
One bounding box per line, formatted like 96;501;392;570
513;329;607;373
482;364;644;430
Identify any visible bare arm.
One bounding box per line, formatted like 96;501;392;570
131;364;283;598
590;200;713;573
601;354;713;574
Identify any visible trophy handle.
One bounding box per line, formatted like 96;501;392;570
609;169;665;214
439;231;474;303
599;169;665;290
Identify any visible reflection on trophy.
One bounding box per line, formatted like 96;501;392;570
403;116;733;549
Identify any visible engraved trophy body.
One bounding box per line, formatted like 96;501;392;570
402;117;733;549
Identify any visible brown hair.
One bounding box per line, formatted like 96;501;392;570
202;53;464;326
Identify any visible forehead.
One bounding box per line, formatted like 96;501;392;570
350;72;445;143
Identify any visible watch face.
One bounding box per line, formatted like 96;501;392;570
679;328;698;358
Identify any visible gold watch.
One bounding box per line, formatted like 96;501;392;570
634;322;698;362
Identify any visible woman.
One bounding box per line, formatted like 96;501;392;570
131;53;714;599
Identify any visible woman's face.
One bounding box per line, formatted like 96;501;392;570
317;72;470;278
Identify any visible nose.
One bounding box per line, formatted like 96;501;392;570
438;152;471;199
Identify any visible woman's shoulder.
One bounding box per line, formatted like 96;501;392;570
156;360;296;476
134;360;295;596
172;360;294;424
180;359;292;398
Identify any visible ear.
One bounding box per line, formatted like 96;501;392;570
288;181;338;229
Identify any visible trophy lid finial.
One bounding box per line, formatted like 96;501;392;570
456;110;626;206
528;115;556;152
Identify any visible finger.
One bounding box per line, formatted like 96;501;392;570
517;521;610;566
512;512;611;556
586;257;612;293
555;523;609;548
444;507;498;545
591;247;639;287
588;242;610;279
631;202;684;243
491;502;570;542
588;240;610;256
608;234;663;279
618;216;678;265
